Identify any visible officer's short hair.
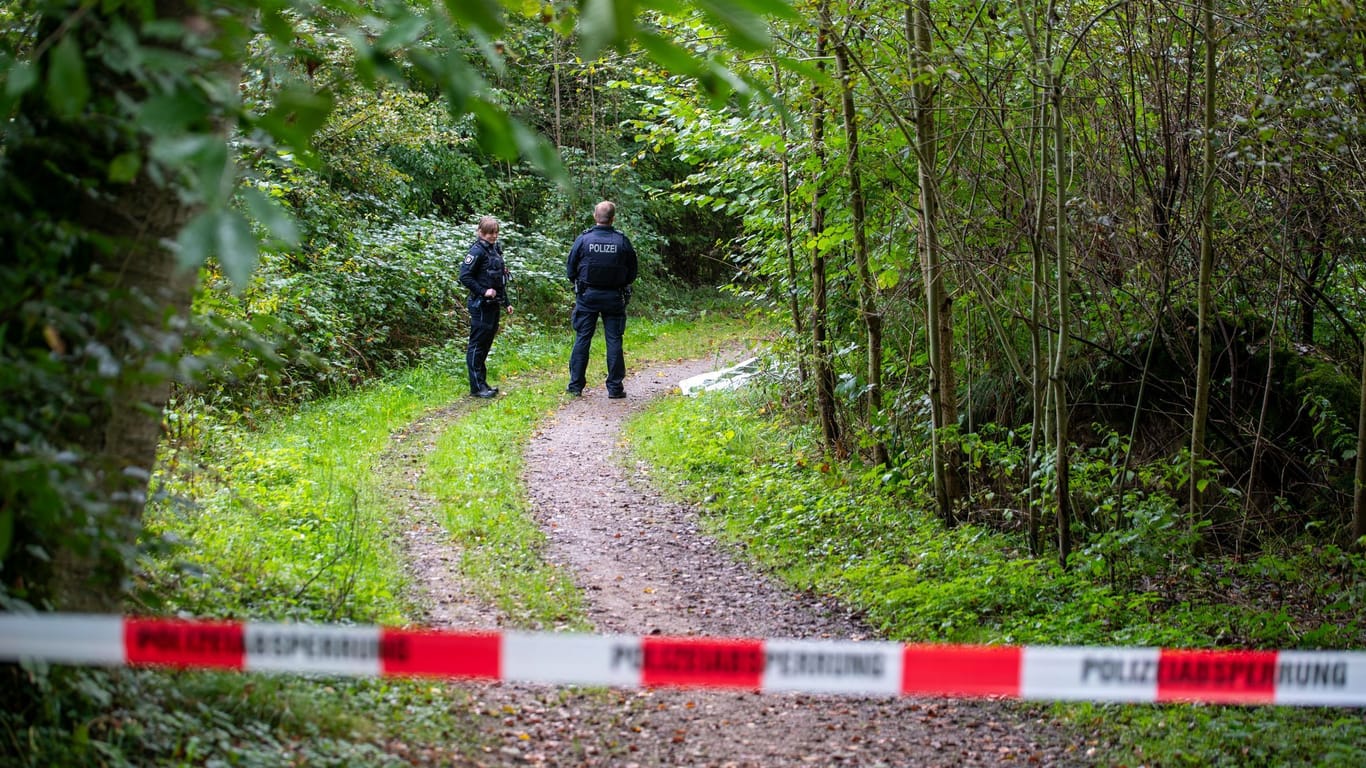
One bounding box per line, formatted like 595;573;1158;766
477;216;500;235
593;201;616;225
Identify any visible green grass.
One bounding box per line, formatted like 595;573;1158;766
624;383;1366;767
143;362;466;624
14;310;758;767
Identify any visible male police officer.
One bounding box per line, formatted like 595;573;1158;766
565;201;638;398
459;216;511;398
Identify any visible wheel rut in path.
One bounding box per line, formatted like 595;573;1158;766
396;353;1090;767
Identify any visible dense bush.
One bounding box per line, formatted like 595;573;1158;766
186;212;578;415
384;143;488;218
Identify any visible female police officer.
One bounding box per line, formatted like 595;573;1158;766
459;216;511;398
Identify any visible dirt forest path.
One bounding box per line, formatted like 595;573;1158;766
389;354;1091;767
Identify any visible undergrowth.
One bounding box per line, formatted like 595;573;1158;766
625;381;1366;767
4;667;482;767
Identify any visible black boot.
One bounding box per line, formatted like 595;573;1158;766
473;374;498;398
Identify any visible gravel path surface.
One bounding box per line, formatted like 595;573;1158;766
383;353;1091;767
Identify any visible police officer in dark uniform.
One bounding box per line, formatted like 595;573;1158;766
565;201;638;398
459;216;511;398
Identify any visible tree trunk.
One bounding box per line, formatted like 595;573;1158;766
1027;130;1047;557
1189;0;1217;534
553;34;564;147
1010;0;1051;558
1049;73;1073;567
911;1;957;524
1355;336;1366;547
9;0;216;612
53;181;199;612
833;20;888;467
772;57;808;386
810;10;840;452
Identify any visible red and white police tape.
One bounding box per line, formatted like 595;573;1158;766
2;614;1364;706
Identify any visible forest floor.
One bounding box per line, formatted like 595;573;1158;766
381;354;1092;767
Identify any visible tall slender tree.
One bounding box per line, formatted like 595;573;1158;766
910;0;958;524
772;56;808;386
5;0;246;611
809;7;841;452
1189;0;1218;532
832;13;888;466
1049;57;1073;565
1356;337;1366;547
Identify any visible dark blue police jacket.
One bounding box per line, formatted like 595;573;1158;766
567;225;638;290
460;237;509;305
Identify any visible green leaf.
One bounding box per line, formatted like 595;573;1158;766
347;29;380;87
4;59;37;98
441;0;506;35
149;133;216;166
150;134;230;203
376;13;428;51
579;0;636;59
46;35;90;118
776;55;836;89
138;90;210;133
257;85;335;157
469;99;517;158
512;119;567;185
259;6;297;46
242;187;299;247
636;31;705;78
0;59;28;117
108;152;141;183
708;0;799;21
216;210;259;289
194;141;231;205
640;0;688;12
705;61;750;107
432;51;484;114
695;0;773;51
176;211;217;271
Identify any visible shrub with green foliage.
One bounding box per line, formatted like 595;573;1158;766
1;667;484;767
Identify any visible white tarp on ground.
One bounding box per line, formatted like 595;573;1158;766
679;357;761;396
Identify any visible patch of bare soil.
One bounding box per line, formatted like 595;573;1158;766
384;353;1093;767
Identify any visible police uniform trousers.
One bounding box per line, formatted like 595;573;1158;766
466;297;500;393
567;287;627;395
